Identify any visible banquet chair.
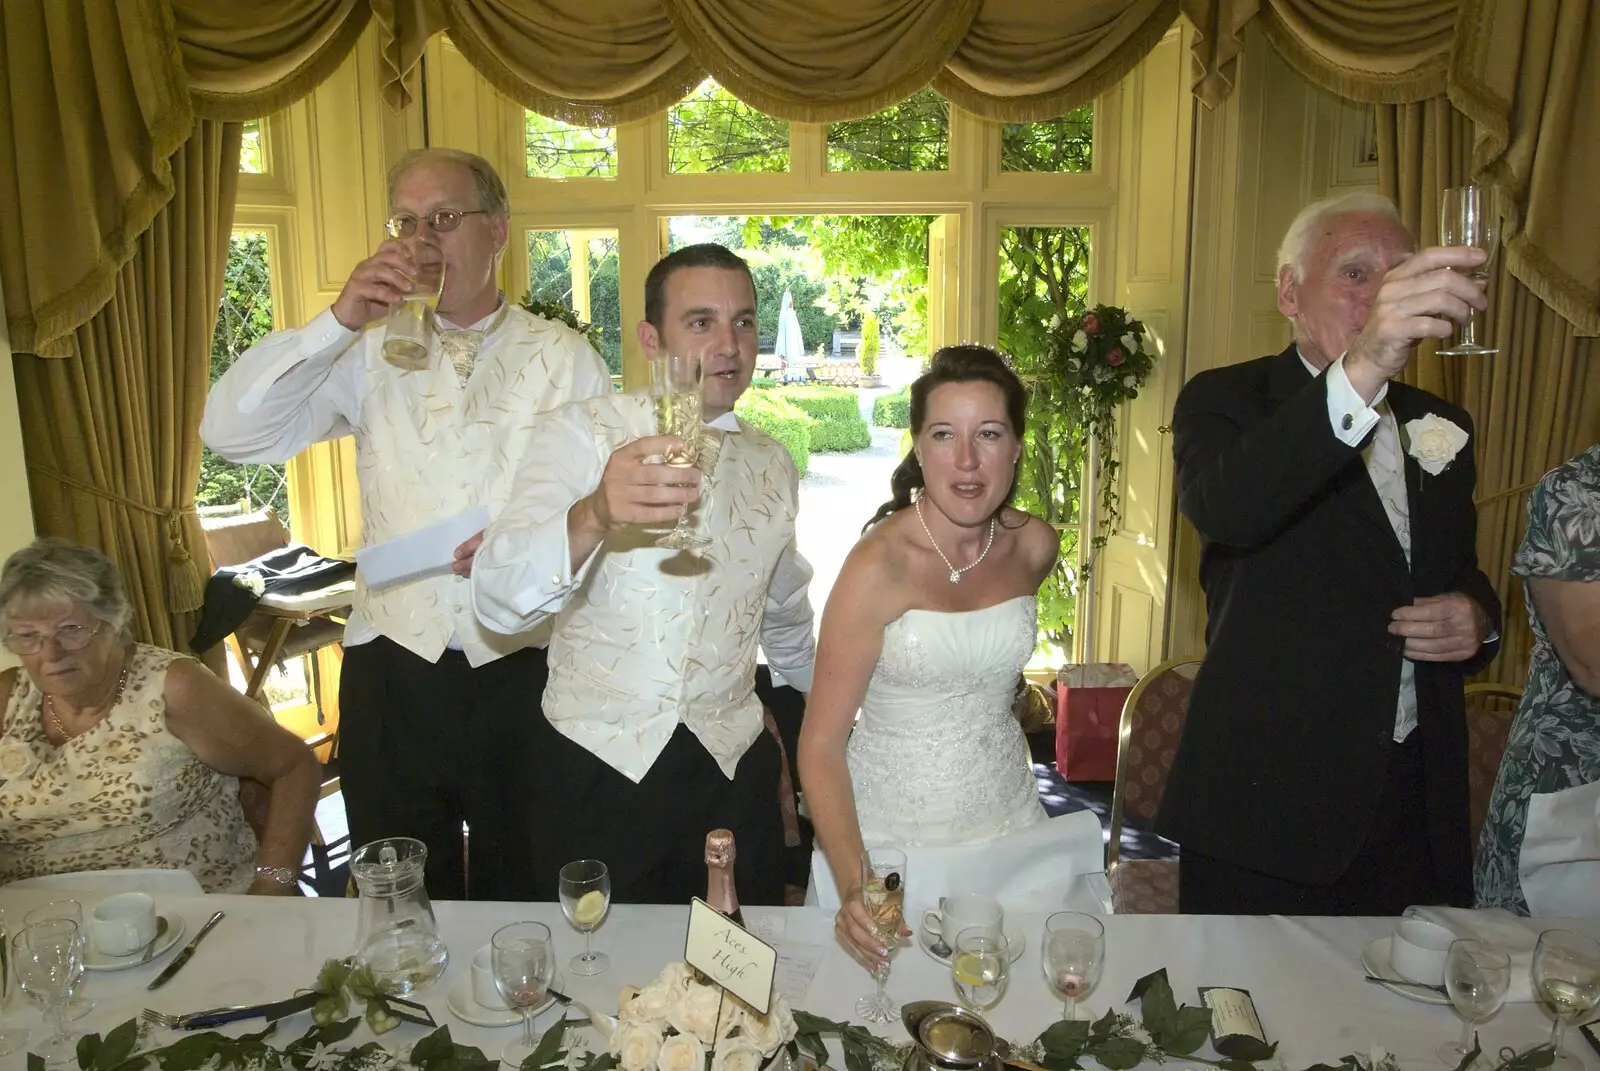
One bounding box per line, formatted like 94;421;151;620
299;729;353;897
1106;657;1201;913
1464;681;1523;853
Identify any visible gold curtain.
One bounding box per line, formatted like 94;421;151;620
1379;97;1600;688
13;122;243;653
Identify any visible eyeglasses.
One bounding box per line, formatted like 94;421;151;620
2;621;102;656
384;208;490;239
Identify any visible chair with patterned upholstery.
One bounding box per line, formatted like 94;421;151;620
1106;657;1201;913
1464;681;1523;853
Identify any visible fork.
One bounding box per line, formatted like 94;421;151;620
141;1005;247;1029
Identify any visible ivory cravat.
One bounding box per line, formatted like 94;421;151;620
1362;402;1418;742
437;303;511;384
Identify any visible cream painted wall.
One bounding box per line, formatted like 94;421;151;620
0;278;38;670
1165;24;1380;657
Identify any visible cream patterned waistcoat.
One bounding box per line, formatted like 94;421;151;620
356;309;595;665
544;395;799;783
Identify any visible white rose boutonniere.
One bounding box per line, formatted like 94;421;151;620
0;739;36;782
1404;413;1469;476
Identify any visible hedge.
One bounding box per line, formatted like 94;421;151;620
736;390;811;477
774;386;871;452
872;386;911;428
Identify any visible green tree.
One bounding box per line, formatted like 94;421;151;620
827;88;949;172
668;80;789;174
1001;106;1094;172
524;112;616;178
858;312;880;375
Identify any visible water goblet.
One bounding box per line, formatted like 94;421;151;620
558;859;612;977
650;352;711;550
381;244;446;371
22;902;93;1021
1042;912;1105;1022
1437;938;1511;1065
491;921;556;1070
952;928;1009;1012
855;847;907;1024
13;919;85;1065
1437;184;1501;356
1532;929;1600;1071
0;909;31;1057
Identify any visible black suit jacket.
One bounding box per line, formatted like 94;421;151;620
1155;347;1501;893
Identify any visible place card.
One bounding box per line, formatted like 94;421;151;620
684;898;777;1015
384;995;437;1029
1199;987;1268;1057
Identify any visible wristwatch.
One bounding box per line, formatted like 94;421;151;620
254;864;299;887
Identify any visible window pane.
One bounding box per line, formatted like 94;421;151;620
524;112;616;178
827;89;948;172
240;120;265;174
1001;105;1094;173
199;231;287;525
525;230;623;375
668;79;789;174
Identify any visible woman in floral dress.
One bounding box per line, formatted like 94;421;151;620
1474;444;1600;913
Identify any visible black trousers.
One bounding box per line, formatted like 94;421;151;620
1180;737;1454;915
338;637;549;901
522;714;788;906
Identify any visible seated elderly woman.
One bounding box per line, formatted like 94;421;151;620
0;538;320;893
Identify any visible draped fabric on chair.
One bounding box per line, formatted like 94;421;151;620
12;122;243;653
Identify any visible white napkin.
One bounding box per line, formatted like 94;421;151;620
1407;905;1541;1002
1518;780;1600;918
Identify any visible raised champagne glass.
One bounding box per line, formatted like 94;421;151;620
650;352;710;550
1532;928;1600;1071
855;847;907;1024
1437;184;1500;356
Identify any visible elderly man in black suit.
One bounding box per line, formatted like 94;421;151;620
1158;191;1503;914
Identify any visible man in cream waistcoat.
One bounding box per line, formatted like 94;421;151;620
202;149;610;900
471;244;816;904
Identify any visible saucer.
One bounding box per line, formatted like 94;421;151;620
446;974;560;1028
1361;937;1450;1006
85;913;185;971
918;921;1025;968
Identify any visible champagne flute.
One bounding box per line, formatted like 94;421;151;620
650;352;711;550
13;919;85;1065
1042;912;1105;1022
855;847;907;1024
1437;184;1500;356
1437;938;1511;1065
22;902;92;1021
381;244;446;371
952;929;1009;1012
1532;929;1600;1071
0;909;31;1057
491;921;556;1070
558;858;611;977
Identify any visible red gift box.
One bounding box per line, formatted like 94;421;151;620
1054;663;1137;782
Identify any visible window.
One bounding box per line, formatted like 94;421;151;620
524;112;617;178
668;79;790;174
827;88;949;172
239;120;265;174
525;230;623;374
1001;105;1094;173
197;232;287;524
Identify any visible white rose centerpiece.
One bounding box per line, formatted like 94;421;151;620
609;963;797;1071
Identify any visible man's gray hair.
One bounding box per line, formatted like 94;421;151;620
0;538;133;639
1277;192;1403;282
387;148;508;217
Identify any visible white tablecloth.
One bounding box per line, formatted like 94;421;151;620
1;888;1594;1070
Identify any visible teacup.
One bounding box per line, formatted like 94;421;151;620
89;892;157;957
1390;918;1453;985
921;893;1003;946
470;943;511;1010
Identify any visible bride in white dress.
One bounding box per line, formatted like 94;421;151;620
798;346;1064;967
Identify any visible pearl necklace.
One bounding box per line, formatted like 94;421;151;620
915;496;997;584
45;662;131;741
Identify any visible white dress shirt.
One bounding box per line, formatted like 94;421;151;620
201;300;612;664
472;393;817;782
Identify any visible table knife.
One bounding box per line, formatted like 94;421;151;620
147;910;225;991
184;992;321;1029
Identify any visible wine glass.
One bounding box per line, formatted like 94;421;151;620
1437;938;1512;1065
952;929;1009;1012
1042;911;1105;1022
0;909;31;1057
1437;184;1501;356
13;919;85;1065
558;858;611;977
22;902;92;1021
491;921;556;1070
1532;929;1600;1071
650;352;711;551
855;847;907;1024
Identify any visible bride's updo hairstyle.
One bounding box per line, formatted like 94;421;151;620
864;345;1028;532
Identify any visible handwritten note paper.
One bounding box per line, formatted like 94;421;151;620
684;899;777;1014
